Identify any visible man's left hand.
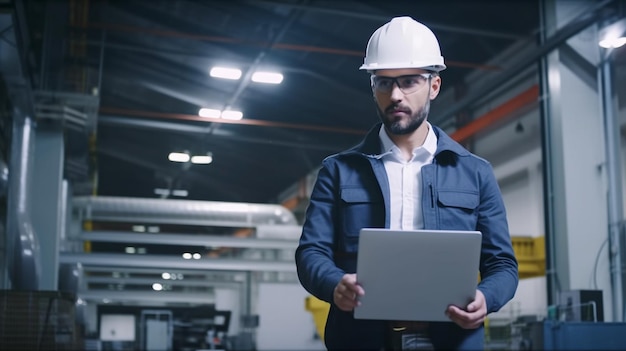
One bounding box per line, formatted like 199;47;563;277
446;289;487;329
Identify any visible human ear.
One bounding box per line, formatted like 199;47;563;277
429;75;442;100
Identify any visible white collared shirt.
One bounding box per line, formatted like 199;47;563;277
378;123;437;230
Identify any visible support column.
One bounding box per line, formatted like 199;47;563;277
540;0;617;320
31;121;65;290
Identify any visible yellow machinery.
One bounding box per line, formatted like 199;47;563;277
512;236;545;279
305;235;546;341
305;295;330;340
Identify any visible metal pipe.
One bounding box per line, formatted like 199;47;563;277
78;290;215;304
81;231;298;249
84;276;240;288
73;195;298;226
59;253;296;272
538;0;559;307
600;42;625;321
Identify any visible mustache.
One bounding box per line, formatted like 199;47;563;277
385;104;411;114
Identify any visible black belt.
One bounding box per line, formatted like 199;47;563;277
386;322;433;351
389;321;429;333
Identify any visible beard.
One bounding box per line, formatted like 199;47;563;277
376;99;430;135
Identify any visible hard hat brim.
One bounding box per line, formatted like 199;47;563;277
359;61;446;72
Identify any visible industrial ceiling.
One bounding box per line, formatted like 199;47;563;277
12;0;549;205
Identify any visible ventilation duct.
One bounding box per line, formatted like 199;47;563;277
72;196;298;226
6;109;40;289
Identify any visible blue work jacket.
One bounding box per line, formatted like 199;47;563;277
295;123;519;350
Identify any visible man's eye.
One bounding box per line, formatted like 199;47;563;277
400;77;419;87
377;80;392;88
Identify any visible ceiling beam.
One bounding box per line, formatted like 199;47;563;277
433;0;615;125
98;115;349;151
246;0;528;40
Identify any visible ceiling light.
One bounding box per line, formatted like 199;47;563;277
599;37;626;48
199;108;221;118
154;188;170;196
161;272;171;280
599;18;626;49
168;152;190;162
191;154;213;164
182;252;192;259
199;108;243;120
155;188;187;197
132;225;146;232
125;247;136;254
221;110;243;120
152;283;163;291
251;71;284;84
171;189;188;197
210;67;242;80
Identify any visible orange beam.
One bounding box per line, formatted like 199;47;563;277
102;84;539;140
450;84;539;144
99;106;367;135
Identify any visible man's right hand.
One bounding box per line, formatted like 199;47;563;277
333;273;365;311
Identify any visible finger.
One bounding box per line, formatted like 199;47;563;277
341;282;364;298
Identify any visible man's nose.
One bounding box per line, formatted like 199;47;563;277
390;82;404;100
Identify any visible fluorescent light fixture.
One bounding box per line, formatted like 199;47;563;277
168;152;190;162
182;252;192;259
152;283;163;291
221;110;243;120
199;107;243;120
132;225;146;232
162;272;171;280
199;108;221;118
600;18;626;49
171;189;188;197
155;188;187;197
191;154;213;164
154;188;170;196
599;37;626;48
251;71;284;84
210;67;242;80
125;247;136;254
192;253;201;260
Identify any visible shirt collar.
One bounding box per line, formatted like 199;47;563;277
378;122;438;159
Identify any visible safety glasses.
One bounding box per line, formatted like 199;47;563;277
371;73;431;94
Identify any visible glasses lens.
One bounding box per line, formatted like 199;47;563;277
397;75;427;93
372;74;430;94
373;77;393;92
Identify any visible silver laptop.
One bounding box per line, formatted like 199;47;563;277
354;228;482;322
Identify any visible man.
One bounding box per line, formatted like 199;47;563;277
295;16;518;350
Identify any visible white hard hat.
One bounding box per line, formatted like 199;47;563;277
359;16;446;72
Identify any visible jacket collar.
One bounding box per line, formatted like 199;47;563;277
339;122;470;158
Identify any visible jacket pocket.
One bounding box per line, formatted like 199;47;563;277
437;190;479;229
340;188;384;240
